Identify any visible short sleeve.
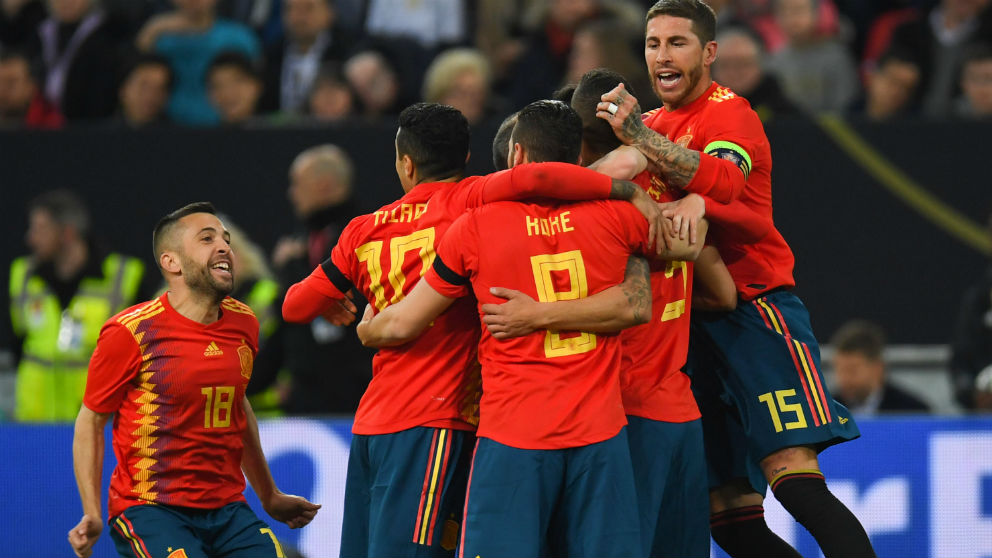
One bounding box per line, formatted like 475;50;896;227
83;322;143;413
612;202;651;256
423;212;476;299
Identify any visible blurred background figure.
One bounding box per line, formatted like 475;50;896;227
259;0;355;116
950;209;992;410
421;47;503;125
770;0;859;113
136;0;260;125
858;47;921;121
362;0;468;55
974;364;992;411
955;42;992;118
831;319;931;415
564;19;657;111
206;50;263;125
2;190;146;422
114;52;172;127
306;61;354;122
272;144;371;415
0;0;46;51
0;49;62;128
712;26;798;121
343;48;400;119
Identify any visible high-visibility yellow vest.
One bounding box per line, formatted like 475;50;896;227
241;278;286;417
9;253;144;422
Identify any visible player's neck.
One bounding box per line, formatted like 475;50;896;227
167;289;223;324
663;77;714;112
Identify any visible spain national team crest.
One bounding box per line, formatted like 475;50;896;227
238;339;254;380
168;549;189;558
675;126;693;147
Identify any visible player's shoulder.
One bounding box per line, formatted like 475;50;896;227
703;84;758;117
112;296;166;329
221;296;257;319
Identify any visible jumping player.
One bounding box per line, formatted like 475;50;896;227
597;2;875;557
69;202;319;558
280;102;663;557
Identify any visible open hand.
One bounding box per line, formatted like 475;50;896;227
481;287;543;339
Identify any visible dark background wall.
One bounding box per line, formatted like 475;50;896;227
1;117;987;343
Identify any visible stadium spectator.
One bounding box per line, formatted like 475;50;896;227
343;48;401;119
421;47;503;125
362;0;468;53
887;0;992;117
0;49;62;128
206;50;263;126
769;0;860;113
950;209;992;410
858;47;922;120
305;61;354;122
114;52;172;128
565;19;658;111
830;320;931;414
712;26;799;121
956;42;992;118
974;364;992;411
0;0;45;51
35;0;123;121
271;144;372;415
259;0;356;115
4;190;146;422
136;0;260;125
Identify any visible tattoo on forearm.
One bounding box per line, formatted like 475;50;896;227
622;256;651;323
609;179;637;200
626;102;700;188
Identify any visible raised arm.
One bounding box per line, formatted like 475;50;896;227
588;145;648;180
482;255;651;339
69;406;111;558
240;397;320;529
356;279;456;347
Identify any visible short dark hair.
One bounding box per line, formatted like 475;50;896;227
152;201;217;262
510;100;582;164
831;320;886;361
28;189;90;237
396;102;470;181
120;52;174;92
572;68;634;160
492;112;517;171
206;51;260;83
552;84;577;104
646;0;717;44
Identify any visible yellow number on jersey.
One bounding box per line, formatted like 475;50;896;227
356;228;437;310
530;250;597;358
200;386;235;428
758;389;809;433
661;260;688;322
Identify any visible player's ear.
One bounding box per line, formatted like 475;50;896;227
159;250;181;275
402;154;415;181
703;40;718;67
511;142;525;168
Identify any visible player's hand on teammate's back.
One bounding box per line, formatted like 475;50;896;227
356;304;376;345
68;514;102;558
482;288;544;339
263;492;321;529
660;193;705;245
628;188;667;255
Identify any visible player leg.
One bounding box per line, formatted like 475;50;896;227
109;505;207;558
459;437;563;557
207;502;286;557
365;427;475;558
699;291;874;558
340;434;372;557
558;427;641;558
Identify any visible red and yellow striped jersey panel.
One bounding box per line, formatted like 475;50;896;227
221;297;255;317
85;293;259;520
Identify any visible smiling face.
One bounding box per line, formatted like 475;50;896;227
644;14;717;111
175;212;235;298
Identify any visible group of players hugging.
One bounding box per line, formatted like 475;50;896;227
69;1;876;557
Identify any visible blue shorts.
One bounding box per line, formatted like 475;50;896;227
341;427;474;558
109;501;282;558
460;430;640;558
627;416;709;558
689;290;860;491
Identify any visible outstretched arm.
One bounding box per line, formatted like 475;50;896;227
241;397;320;529
69;406;111;558
482;255;651;339
357;279;456;347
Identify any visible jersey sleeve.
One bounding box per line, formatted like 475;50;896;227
685;100;764;203
282;224;357;322
423;212;476;299
703;197;771;243
83;321;143;413
451;163;614;209
612;202;652;256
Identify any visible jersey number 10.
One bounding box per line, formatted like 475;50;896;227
356;228;437;310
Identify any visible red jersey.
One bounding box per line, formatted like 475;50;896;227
619;171;699;422
425;200;649;450
83;294;259;520
643;81;795;300
296;163;615;436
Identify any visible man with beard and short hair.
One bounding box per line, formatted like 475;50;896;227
597;1;875;557
69;202;319;558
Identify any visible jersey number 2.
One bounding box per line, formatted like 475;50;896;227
356;228;436;310
531;250;597;358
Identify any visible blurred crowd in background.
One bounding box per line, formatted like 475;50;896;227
0;0;990;130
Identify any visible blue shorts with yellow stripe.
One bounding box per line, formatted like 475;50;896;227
109;501;283;558
689;290;859;492
341;427;474;558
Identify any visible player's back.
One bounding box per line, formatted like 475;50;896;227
445;199;649;450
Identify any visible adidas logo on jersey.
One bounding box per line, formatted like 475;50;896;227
204;342;224;356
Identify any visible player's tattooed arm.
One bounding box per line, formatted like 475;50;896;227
482;255;651;339
609;179;666;254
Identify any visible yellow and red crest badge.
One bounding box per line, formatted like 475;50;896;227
238;339;254;380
